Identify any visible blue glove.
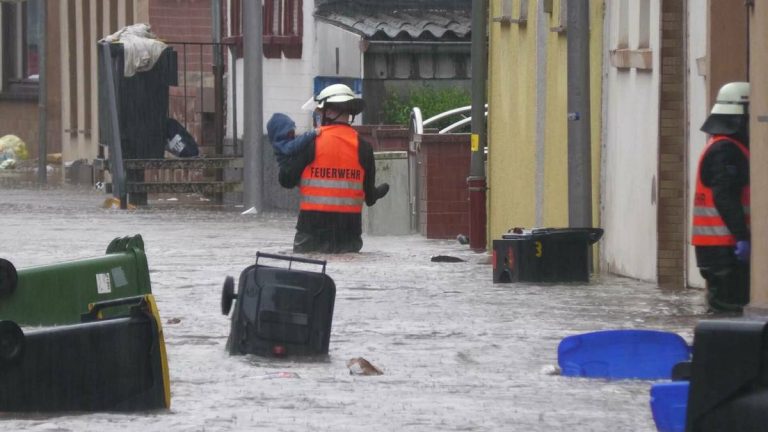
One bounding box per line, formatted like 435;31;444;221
735;240;750;262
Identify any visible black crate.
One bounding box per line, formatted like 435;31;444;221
492;228;603;283
223;253;335;357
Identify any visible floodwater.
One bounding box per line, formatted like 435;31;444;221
0;186;708;431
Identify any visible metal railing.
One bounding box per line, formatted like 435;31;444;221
164;40;237;155
410;104;487;135
101;40;240;207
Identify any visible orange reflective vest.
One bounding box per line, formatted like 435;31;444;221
299;124;365;213
691;135;750;246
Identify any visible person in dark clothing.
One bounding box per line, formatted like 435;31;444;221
692;82;751;312
279;84;389;253
266;113;320;168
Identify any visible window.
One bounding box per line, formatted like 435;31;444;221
1;0;41;99
609;0;652;70
638;0;650;48
618;0;629;48
227;0;303;59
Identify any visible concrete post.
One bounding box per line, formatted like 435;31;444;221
243;0;264;211
566;0;592;228
37;0;47;185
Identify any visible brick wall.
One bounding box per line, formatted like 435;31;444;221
150;0;221;156
657;1;686;288
355;125;410;152
419;134;471;239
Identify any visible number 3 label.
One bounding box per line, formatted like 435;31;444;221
535;241;543;258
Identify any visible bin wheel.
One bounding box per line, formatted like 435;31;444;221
221;276;236;316
0;259;18;298
0;321;24;365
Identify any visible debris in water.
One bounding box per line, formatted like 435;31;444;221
260;371;301;380
540;364;561;376
347;357;383;376
430;255;465;263
102;197;136;209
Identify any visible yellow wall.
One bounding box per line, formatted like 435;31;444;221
542;5;568;227
488;1;537;236
487;1;603;240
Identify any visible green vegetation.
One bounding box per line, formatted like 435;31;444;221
382;85;471;130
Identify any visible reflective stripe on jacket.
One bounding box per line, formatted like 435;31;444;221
299;124;365;213
691;135;750;246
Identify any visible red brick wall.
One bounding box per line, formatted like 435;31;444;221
150;0;220;155
149;0;213;43
419;134;471;239
355;125;410;152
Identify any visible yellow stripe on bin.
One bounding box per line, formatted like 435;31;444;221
145;294;171;409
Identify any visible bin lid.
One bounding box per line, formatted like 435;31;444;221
501;227;604;244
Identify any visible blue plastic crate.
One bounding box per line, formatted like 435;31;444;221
558;329;691;380
650;381;689;432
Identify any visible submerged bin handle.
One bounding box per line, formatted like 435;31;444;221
81;295;148;322
255;252;327;274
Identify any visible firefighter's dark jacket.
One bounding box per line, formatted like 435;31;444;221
698;136;750;242
278;123;379;235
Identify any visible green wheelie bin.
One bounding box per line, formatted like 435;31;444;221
0;234;152;326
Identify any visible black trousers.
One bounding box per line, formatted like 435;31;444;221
696;246;750;311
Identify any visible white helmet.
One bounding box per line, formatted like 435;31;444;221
315;84;357;108
711;82;750;115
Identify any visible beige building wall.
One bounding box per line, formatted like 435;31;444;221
707;0;748;107
0;1;62;163
749;4;768;307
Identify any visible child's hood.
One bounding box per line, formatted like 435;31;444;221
266;113;296;142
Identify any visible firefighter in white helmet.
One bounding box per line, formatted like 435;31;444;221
279;84;389;253
692;82;751;312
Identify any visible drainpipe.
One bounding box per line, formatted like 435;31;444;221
468;0;488;251
566;0;592;229
212;0;224;155
243;0;264;211
37;0;47;185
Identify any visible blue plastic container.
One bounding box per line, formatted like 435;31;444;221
558;329;691;379
650;381;689;432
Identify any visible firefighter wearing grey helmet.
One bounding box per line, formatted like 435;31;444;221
277;83;388;253
693;81;751;312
